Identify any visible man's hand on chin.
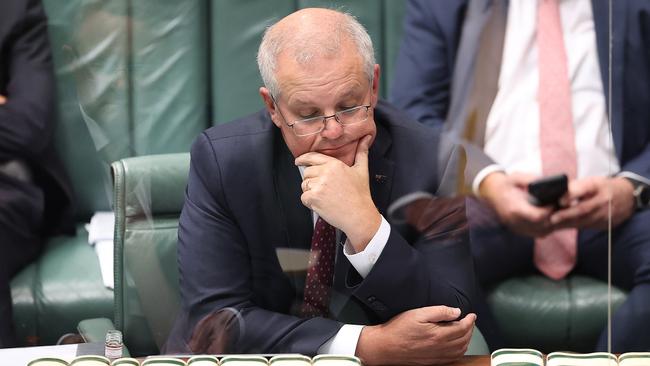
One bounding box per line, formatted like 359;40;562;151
295;135;381;252
355;306;476;366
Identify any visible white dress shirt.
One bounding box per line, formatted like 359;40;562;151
474;0;620;192
297;166;391;354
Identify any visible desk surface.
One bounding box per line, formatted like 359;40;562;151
453;356;490;365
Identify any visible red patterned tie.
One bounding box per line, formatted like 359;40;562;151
534;0;578;280
301;217;337;318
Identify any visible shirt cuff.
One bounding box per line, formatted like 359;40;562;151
343;215;390;278
616;171;650;186
472;164;505;196
318;324;364;355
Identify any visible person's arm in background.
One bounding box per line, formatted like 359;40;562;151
390;0;464;132
0;0;56;161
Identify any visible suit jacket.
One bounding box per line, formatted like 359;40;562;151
0;0;74;236
391;0;650;183
175;100;476;355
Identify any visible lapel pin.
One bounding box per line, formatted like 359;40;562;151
374;174;387;184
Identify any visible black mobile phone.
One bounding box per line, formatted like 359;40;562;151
528;174;568;207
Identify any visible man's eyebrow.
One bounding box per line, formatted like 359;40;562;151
289;99;314;107
339;88;362;100
288;88;363;107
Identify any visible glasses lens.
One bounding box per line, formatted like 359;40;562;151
293;117;324;136
337;106;368;125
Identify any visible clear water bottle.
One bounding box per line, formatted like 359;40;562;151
105;329;123;359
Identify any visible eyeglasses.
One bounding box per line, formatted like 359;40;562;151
273;97;372;137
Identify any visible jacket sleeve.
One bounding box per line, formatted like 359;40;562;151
0;0;56;161
176;133;342;356
390;0;458;132
619;129;650;182
347;195;476;322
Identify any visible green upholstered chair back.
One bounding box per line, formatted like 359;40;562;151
209;0;407;124
41;0;407;210
111;154;190;356
41;0;406;217
42;0;206;218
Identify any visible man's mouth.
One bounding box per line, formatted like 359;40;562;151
318;142;353;155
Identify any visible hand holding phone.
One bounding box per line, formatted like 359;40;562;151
528;174;568;207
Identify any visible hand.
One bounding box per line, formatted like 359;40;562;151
550;176;635;230
355;306;476;366
0;95;6;105
295;135;381;251
478;171;555;237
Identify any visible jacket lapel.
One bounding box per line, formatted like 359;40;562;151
368;121;395;217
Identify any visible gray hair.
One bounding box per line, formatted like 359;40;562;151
257;10;375;98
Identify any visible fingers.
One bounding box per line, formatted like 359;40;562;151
295;151;336;167
566;178;598;201
353;135;373;168
551;198;605;229
418;306;461;323
433;313;476;342
509;172;539;188
301;178;312;193
550;178;607;228
0;95;6;105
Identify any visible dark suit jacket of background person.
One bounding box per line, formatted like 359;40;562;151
0;0;74;238
391;0;650;184
174;99;476;355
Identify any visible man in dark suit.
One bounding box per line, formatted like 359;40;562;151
0;0;74;347
174;8;478;365
392;0;650;352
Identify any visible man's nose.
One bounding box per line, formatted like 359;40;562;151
320;116;344;139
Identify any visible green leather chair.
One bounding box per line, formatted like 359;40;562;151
76;153;489;357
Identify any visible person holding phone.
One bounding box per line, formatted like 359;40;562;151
392;0;650;352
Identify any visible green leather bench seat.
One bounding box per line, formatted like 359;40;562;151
489;275;626;352
10;225;113;345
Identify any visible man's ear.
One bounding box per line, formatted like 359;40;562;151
260;87;282;128
371;64;381;106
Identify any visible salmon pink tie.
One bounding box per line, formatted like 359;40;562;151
534;0;578;280
301;217;337;317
